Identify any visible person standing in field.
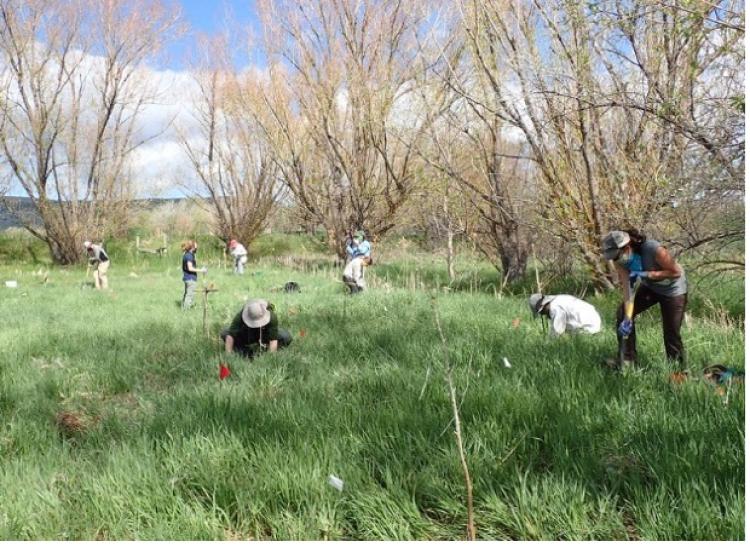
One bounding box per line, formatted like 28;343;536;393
221;298;293;358
228;239;248;275
83;240;110;290
601;229;688;368
181;240;206;310
528;293;602;336
343;255;372;294
346;230;371;261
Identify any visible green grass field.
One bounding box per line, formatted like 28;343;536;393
0;241;744;540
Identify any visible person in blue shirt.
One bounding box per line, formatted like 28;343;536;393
346;230;371;260
181;240;207;310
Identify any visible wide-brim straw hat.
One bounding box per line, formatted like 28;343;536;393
242;298;271;328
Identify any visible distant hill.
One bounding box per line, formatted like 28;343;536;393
0;196;41;230
0;196;189;230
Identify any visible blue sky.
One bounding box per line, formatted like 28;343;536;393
166;0;262;70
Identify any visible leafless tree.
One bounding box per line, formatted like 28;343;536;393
255;0;442;257
0;0;180;263
446;0;743;286
413;9;535;282
180;35;283;246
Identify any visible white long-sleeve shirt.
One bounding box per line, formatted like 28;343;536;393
230;243;247;258
545;295;601;337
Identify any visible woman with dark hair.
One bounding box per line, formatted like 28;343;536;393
601;229;688;368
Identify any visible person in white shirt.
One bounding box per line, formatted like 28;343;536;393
528;293;602;337
343;256;372;294
228;239;248;275
83;240;110;290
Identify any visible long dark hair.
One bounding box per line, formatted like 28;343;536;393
624;228;646;252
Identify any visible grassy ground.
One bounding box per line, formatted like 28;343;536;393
0;239;744;539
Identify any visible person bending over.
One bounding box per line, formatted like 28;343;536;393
601;229;688;368
528;293;602;337
221;298;292;358
83;240;110;290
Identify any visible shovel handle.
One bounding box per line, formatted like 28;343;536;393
624;300;635;320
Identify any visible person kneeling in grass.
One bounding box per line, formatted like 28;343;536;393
528;293;602;337
221;298;293;357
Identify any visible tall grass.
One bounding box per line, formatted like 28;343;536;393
0;240;743;539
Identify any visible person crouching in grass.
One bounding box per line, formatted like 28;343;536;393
343;255;372;294
528;293;602;336
221;298;293;358
181;240;206;310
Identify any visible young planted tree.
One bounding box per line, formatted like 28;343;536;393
180;36;283;246
256;0;440;257
0;0;180;264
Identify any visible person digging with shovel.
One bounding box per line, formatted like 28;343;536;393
601;229;688;370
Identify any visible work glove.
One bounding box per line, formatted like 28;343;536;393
618;318;633;337
201;267;208;274
629;270;648;282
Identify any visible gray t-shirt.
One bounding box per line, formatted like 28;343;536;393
640;239;687;297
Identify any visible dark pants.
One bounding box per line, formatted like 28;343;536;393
343;275;362;294
616;286;688;366
220;328;293;358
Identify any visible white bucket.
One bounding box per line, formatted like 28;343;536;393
5;280;17;288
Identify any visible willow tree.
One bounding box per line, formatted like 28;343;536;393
0;0;180;263
451;0;744;286
180;36;283;246
256;0;441;257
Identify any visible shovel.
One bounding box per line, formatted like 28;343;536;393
618;276;641;369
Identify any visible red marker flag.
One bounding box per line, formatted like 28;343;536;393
219;363;231;380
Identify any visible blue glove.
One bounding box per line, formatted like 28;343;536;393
618;319;633;337
629;270;648;282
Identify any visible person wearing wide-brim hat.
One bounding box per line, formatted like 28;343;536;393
528;293;601;337
221;298;292;357
601;228;688;368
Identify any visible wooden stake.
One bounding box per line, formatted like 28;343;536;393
201;283;219;337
